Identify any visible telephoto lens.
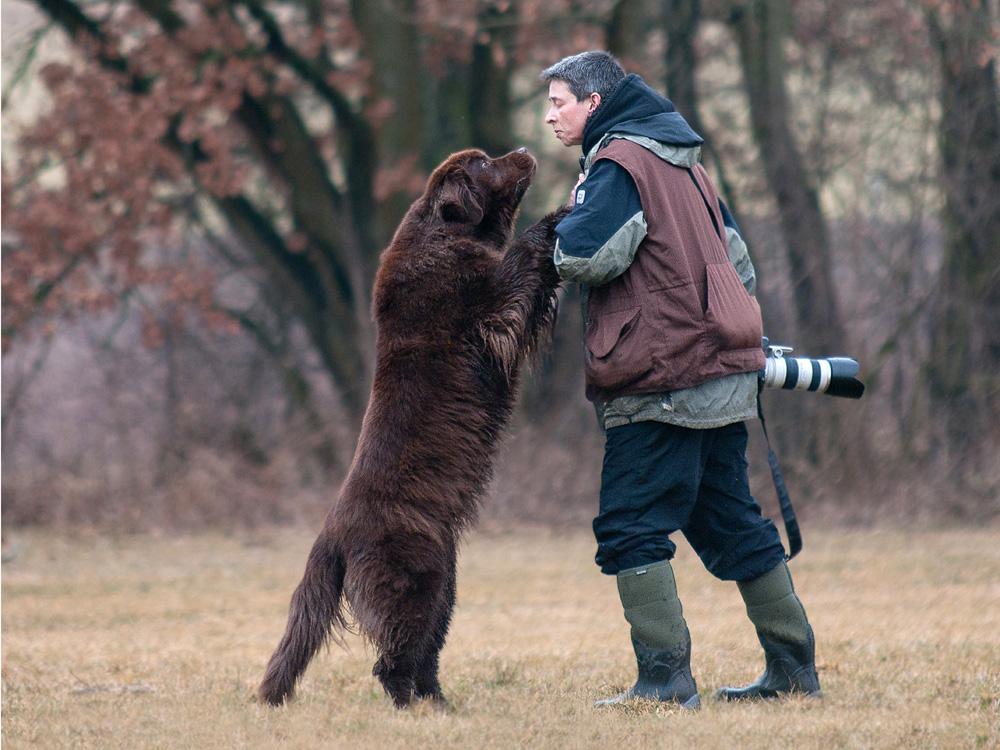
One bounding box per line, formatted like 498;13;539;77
759;342;865;399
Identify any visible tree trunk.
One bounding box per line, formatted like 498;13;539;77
926;2;1000;433
662;0;746;236
468;3;518;156
728;0;847;356
606;0;650;68
351;0;423;256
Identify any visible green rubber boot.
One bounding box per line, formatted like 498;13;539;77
594;559;701;709
716;561;822;701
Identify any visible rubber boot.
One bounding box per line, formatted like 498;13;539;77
594;559;701;709
716;561;822;701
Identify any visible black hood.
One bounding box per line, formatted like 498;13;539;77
581;73;703;156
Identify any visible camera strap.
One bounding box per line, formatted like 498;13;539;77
756;390;802;560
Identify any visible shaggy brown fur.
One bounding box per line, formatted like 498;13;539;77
258;148;569;708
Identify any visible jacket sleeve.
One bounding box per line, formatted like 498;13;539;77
553;159;646;286
719;199;757;296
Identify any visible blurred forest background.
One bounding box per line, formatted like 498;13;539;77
2;0;998;533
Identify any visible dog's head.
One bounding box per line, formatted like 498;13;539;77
424;148;537;233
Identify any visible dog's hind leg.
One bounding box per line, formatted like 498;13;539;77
373;649;419;708
372;581;444;708
367;562;453;707
413;545;458;703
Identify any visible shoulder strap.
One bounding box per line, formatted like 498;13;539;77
685;166;728;248
756;388;802;560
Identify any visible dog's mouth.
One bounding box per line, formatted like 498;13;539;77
514;156;536;198
515;174;532;198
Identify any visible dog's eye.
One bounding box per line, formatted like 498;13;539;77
481;160;488;169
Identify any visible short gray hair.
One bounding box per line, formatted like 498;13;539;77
540;51;625;103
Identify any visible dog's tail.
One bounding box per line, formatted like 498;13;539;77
258;532;348;706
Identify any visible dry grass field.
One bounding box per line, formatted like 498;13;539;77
2;524;998;749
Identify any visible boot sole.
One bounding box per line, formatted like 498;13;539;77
594;692;702;710
715;687;823;702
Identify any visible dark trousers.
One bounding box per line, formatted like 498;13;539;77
593;420;786;580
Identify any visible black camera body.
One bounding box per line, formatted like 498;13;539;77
759;338;865;399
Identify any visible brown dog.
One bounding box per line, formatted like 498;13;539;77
259;148;569;708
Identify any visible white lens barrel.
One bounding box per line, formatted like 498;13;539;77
763;357;833;392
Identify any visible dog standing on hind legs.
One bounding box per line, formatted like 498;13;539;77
258;148;569;709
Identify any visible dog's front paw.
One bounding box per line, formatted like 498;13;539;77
531;206;572;244
545;205;572;228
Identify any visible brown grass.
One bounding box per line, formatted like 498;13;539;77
2;525;998;749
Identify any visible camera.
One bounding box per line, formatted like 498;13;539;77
759;338;865;399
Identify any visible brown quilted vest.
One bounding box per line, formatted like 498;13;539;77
583;138;765;403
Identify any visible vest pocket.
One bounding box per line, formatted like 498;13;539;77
705;262;763;351
585;306;652;390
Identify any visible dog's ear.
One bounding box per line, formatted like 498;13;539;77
437;169;484;225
